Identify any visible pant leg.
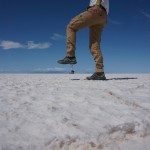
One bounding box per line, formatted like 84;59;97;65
89;11;107;72
89;24;104;72
66;10;99;57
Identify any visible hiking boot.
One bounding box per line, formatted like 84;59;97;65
86;72;106;80
57;56;77;64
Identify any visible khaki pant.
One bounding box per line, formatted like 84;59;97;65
66;8;107;73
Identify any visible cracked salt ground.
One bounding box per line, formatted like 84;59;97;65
0;74;150;150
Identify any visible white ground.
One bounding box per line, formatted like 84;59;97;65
0;74;150;150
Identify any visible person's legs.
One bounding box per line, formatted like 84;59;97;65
58;8;107;76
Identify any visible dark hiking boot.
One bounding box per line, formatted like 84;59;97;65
86;72;106;80
57;56;77;64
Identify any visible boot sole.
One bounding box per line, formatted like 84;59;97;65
57;61;77;64
86;77;106;80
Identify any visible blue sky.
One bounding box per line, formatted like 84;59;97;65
0;0;150;73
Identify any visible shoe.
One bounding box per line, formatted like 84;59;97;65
57;56;77;64
86;72;106;80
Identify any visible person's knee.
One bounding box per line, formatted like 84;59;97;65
67;24;77;32
67;18;81;32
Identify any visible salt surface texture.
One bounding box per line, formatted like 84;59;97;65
0;74;150;150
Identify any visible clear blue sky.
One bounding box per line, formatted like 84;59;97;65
0;0;150;73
